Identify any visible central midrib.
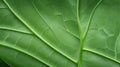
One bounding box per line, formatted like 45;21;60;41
76;0;83;67
77;0;103;67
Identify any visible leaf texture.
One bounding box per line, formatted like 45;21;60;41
0;0;120;67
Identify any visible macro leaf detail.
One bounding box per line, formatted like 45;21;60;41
0;0;120;67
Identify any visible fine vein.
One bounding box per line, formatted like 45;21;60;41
0;27;32;35
84;48;120;64
83;0;103;40
0;42;50;67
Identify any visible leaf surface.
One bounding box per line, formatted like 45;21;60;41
0;0;120;67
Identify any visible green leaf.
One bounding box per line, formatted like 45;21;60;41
0;0;120;67
81;0;120;67
0;59;9;67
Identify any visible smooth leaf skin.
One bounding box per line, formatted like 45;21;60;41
0;0;120;67
0;0;6;8
0;59;9;67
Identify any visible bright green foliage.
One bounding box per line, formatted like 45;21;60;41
0;0;120;67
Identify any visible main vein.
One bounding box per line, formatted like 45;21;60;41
77;0;103;67
76;0;83;67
